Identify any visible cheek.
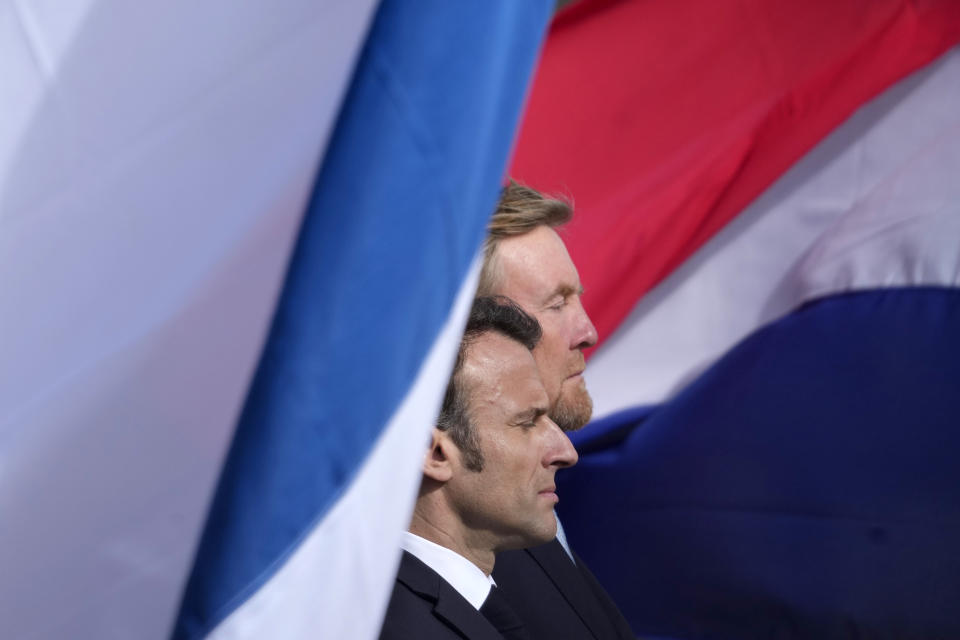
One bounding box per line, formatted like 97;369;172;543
534;336;566;374
486;434;539;478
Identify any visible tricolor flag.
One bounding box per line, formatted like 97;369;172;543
0;1;551;639
7;0;960;637
509;0;960;637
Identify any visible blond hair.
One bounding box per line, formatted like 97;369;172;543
477;180;572;296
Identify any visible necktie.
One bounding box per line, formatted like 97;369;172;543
480;585;530;639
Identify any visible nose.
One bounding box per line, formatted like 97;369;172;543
571;299;598;350
544;417;579;469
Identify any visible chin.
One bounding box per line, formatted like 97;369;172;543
553;389;593;432
505;521;557;550
529;519;558;545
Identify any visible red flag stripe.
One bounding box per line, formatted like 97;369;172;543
510;0;960;353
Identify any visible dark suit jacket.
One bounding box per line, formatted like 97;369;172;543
380;551;504;640
493;539;635;639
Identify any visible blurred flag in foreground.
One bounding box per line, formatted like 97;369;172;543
0;1;551;639
510;0;960;637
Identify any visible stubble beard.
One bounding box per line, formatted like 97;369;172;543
551;383;593;432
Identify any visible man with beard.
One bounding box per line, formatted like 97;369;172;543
482;182;635;639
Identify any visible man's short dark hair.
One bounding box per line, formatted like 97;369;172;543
436;296;542;471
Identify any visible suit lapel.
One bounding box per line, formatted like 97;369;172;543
526;540;613;639
396;552;502;640
433;579;503;640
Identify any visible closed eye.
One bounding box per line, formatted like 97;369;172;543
514;407;548;428
544;285;584;312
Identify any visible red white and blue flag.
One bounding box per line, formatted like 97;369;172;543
0;1;551;639
3;0;960;638
510;0;960;636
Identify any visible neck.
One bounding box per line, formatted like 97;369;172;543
409;502;496;575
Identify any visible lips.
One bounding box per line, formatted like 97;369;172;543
566;355;586;379
538;486;559;502
567;351;587;378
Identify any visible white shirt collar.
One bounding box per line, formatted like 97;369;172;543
401;532;495;610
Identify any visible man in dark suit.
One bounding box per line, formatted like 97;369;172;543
479;182;635;639
380;297;579;639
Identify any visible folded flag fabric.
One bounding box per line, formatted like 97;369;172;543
172;2;553;639
0;1;378;637
0;1;552;639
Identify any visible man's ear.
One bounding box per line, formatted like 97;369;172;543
423;428;454;483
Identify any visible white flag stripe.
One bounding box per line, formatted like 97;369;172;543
209;256;481;640
587;47;960;416
0;1;377;638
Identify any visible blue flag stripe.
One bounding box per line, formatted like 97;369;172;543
173;1;553;637
560;287;960;636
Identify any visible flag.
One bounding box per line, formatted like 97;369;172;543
171;1;553;638
508;0;960;636
0;1;552;638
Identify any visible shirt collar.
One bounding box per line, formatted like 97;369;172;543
401;532;495;610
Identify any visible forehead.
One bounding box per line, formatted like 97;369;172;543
493;226;580;302
462;333;548;416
